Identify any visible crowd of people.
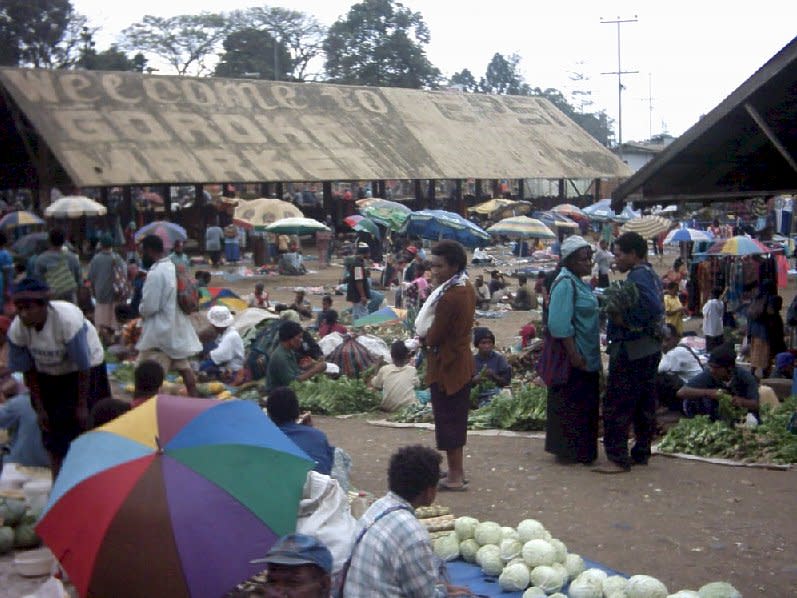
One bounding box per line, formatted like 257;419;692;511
0;208;793;597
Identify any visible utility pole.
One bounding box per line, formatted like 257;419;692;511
600;15;638;162
640;72;655;140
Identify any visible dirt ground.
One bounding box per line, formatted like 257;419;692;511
2;243;796;596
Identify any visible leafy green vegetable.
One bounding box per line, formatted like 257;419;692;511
468;386;547;431
601;280;641;331
716;390;744;424
659;397;797;464
289;375;381;415
110;362;135;385
388;403;433;423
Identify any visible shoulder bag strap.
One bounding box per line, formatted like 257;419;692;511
337;504;412;596
682;344;704;368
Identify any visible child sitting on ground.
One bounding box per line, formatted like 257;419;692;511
370;340;420;412
131;360;165;408
248;282;270;309
318;309;347;338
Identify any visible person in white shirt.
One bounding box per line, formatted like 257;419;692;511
7;278;110;478
370;341;420;412
136;235;202;397
656;323;704;411
702;287;725;351
594;239;613;288
200;305;245;380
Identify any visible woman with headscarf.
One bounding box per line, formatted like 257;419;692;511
415;240;476;491
7;279;110;478
544;236;601;465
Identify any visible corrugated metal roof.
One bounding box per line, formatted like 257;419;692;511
613;35;797;207
0;68;629;188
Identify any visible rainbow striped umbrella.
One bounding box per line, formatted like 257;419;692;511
36;396;313;598
198;287;248;313
487;216;556;239
620;215;672;239
705;235;771;256
0;210;44;229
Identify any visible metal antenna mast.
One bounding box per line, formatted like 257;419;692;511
600;15;638;161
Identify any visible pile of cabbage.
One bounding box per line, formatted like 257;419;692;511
433;516;742;598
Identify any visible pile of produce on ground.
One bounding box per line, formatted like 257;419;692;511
290;375;381;415
389;385;547;432
433;514;742;597
506;342;545;383
658;397;797;464
0;495;41;555
111;362;233;400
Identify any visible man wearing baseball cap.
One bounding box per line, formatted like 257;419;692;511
257;534;333;597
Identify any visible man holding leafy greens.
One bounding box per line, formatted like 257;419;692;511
596;232;664;474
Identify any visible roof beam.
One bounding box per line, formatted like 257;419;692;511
744;102;797;174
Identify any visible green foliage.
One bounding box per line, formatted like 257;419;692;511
79;44;145;72
231;7;326;81
479;53;531;96
601;280;641;330
110;362;135;385
468;385;547;431
121;13;232;75
659;398;797;464
323;0;441;88
388;402;433;423
290;375;381;415
214;28;293;80
449;68;479;92
716;390;744;424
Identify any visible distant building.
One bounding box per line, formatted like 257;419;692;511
614;134;676;172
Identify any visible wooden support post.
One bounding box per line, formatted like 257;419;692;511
414;179;425;210
518;179;525;201
454;179;463;215
162;185;172;221
558;179;566;202
475;179;483;202
377;180;386;199
427;180;436;208
322;181;333;222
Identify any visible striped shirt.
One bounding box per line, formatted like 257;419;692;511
343;492;445;598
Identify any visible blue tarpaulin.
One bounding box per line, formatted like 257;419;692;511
446;558;625;597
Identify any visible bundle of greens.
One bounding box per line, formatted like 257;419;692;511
290;375;381;415
467;385;547;431
601;280;642;332
716;390;745;423
469;378;497;409
388;403;434;423
658;397;797;464
110;362;135;385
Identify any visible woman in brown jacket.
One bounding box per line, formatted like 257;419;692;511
415;240;476;491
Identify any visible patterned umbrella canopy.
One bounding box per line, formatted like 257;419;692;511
265;217;329;235
0;210;44;229
134;220;187;250
343;215;381;238
533;211;580;230
399;209;491;247
234;198;303;231
550;203;586;219
664;226;714;244
198;287;248;313
620;215;672;239
45;196;107;218
487;216;556;239
356;198;411;230
36;396;313;598
467;198;532;218
705;235;771;256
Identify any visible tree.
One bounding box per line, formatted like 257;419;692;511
232;7;325;81
76;26;146;72
479;53;530;95
323;0;440;88
214;28;292;80
449;68;478;92
531;86;613;146
120;13;231;76
0;0;76;67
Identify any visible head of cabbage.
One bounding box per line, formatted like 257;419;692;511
499;538;523;562
433;532;460;561
565;553;585;579
567;575;603;598
697;582;742;598
602;574;628;596
474;521;502;546
625;574;668;598
480;547;504;576
521;539;557;568
516;519;547;542
475;544;501;570
548;538;568;563
529;565;566;594
521;588;547;598
459;539;480;563
454;516;479;541
499;562;530;591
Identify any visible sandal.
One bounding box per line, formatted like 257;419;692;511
438;480;469;492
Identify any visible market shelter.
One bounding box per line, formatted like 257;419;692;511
0;68;629;189
612;35;797;207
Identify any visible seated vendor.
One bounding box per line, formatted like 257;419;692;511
676;344;759;420
248;282;270;309
314;295;333;329
318;310;347;338
265;320;327;392
510;275;537;311
289;289;313;320
199;306;244;380
472;327;512;405
770;352;794;380
266;386;334;475
473;275;492;310
656;323;704;411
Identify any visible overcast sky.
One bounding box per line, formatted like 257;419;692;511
73;0;795;143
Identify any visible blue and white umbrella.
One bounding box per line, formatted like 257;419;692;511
399;209;490;247
582;198;615;222
664;226;713;244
